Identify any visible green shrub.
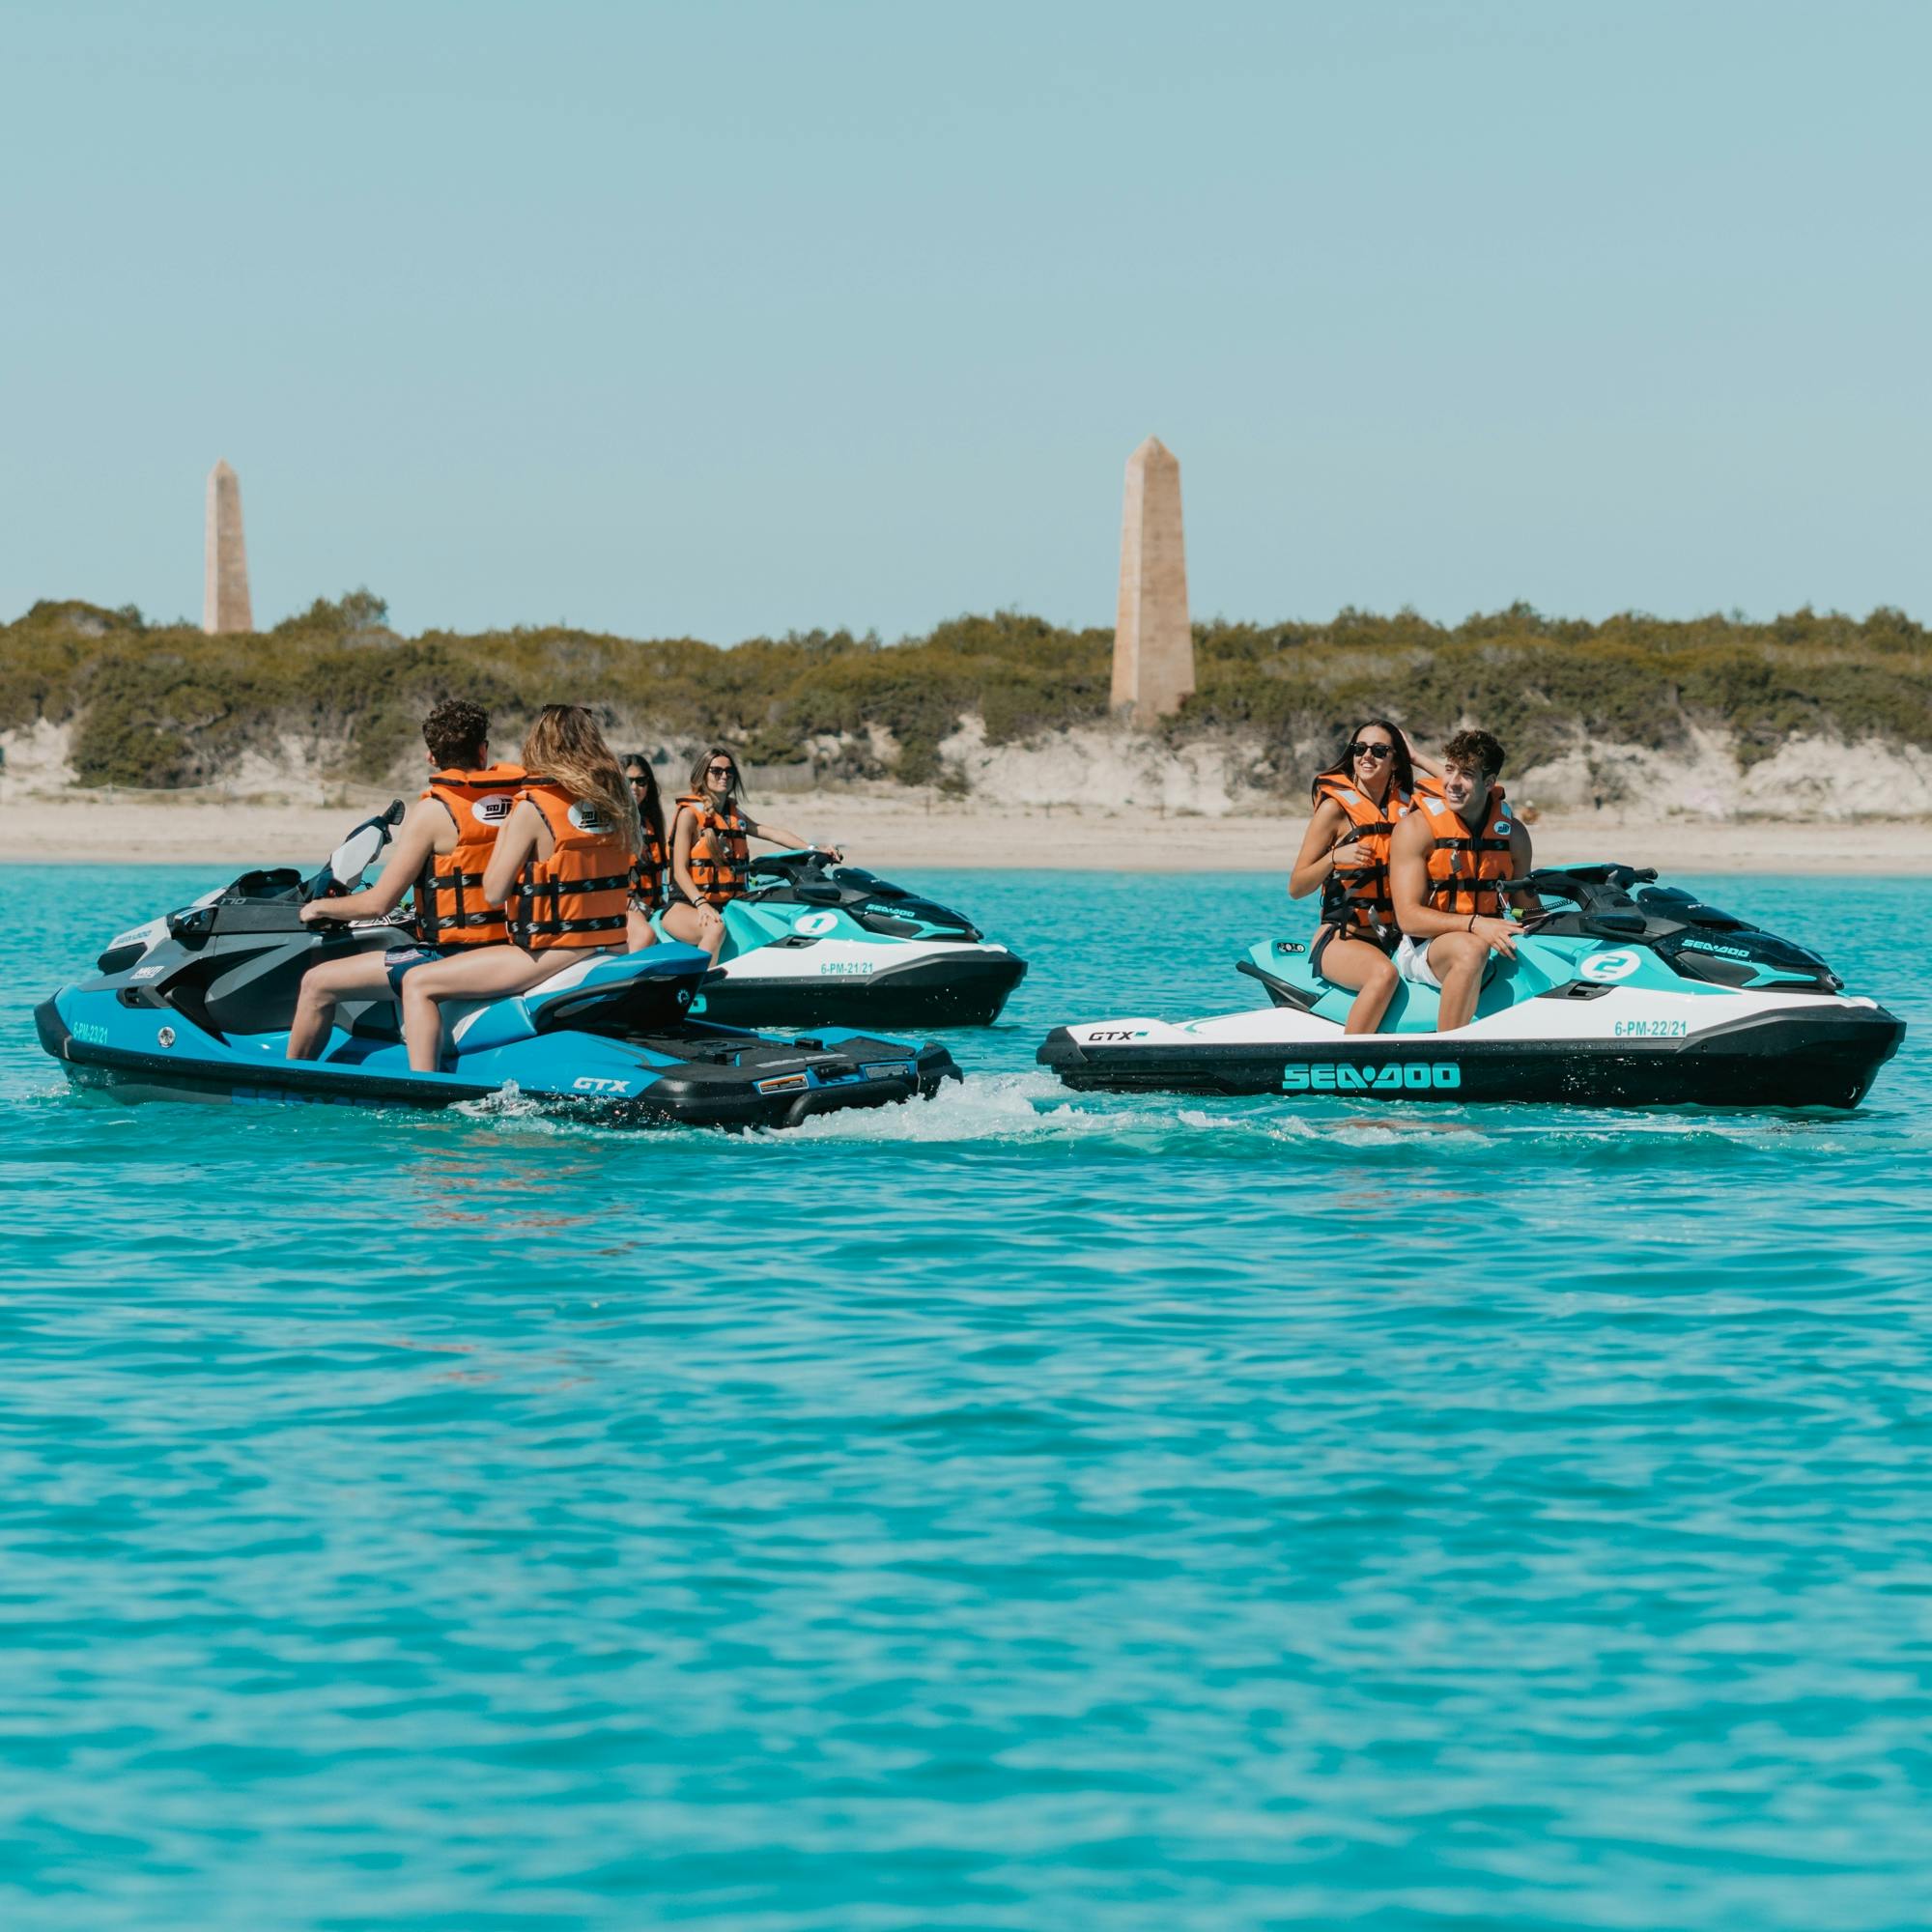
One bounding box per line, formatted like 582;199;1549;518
8;597;1932;791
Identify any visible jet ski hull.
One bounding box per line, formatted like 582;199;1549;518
675;854;1026;1030
693;945;1028;1031
38;995;957;1131
1038;1002;1905;1111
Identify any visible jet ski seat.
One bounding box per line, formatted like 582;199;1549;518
447;946;711;1053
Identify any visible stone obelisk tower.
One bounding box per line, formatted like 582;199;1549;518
203;459;254;634
1112;436;1193;724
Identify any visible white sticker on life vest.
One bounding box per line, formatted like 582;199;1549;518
474;794;514;824
1580;950;1642;981
568;802;611;833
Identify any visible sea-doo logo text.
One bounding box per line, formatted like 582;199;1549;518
572;1077;632;1094
1681;938;1751;959
1580;950;1642;982
792;911;839;936
1283;1063;1462;1093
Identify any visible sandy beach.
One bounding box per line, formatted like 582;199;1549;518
2;789;1927;873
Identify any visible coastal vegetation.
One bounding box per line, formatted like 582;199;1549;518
3;594;1929;791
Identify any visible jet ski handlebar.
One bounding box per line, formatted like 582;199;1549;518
1499;864;1658;901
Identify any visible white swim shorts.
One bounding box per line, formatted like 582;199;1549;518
1394;934;1442;989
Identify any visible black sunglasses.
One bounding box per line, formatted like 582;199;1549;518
706;763;736;778
1349;741;1394;761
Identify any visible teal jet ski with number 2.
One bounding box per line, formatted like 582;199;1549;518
1039;865;1903;1110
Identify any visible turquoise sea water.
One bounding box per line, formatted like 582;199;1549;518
4;864;1932;1930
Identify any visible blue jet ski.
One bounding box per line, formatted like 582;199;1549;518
663;849;1026;1030
1038;865;1904;1111
35;807;960;1131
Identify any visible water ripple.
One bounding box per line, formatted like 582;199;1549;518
2;867;1929;1928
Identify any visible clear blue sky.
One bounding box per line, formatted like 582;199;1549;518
4;0;1926;639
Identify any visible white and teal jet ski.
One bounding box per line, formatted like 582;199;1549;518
1038;866;1904;1110
662;849;1027;1031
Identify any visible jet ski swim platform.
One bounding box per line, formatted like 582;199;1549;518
36;810;959;1132
1038;867;1904;1112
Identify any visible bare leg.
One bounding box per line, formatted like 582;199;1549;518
1315;933;1400;1036
286;952;399;1061
1427;931;1492;1032
625;905;660;952
661;901;724;964
398;947;575;1074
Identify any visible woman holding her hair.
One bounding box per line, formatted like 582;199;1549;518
1287;721;1439;1036
660;747;844;964
394;704;641;1072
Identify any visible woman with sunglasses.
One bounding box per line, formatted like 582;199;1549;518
620;753;668;951
661;747;844;963
1287;721;1440;1034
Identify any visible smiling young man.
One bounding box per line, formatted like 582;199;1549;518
1386;728;1539;1032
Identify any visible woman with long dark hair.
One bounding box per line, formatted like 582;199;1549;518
1286;720;1438;1035
661;746;843;964
620;753;668;952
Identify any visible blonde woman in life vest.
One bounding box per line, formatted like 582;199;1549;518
390;704;643;1073
661;747;843;964
1287;720;1442;1035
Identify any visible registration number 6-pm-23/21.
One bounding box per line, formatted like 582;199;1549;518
1282;1063;1463;1093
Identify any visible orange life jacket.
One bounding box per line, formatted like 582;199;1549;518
1419;786;1516;917
1311;773;1421;948
630;820;668;913
511;781;636;950
675;791;751;906
414;764;528;946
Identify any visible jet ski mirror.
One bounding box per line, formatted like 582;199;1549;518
301;800;406;902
